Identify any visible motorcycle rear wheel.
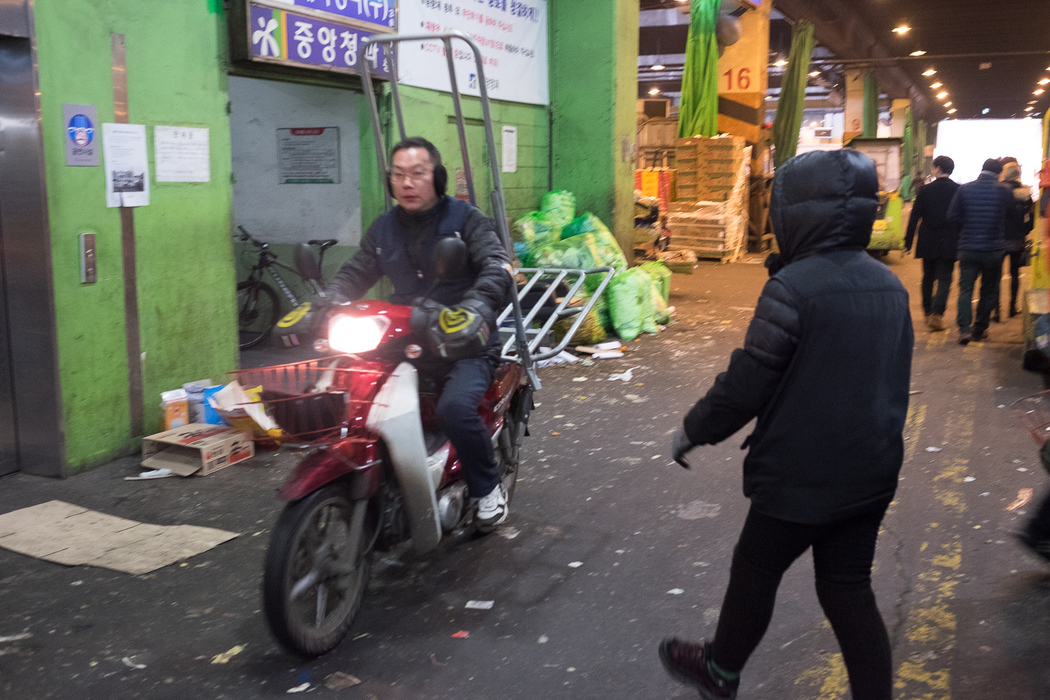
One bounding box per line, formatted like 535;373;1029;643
263;485;373;657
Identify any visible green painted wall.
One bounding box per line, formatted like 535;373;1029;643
549;0;638;257
35;0;237;471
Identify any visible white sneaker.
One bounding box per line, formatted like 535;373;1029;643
476;484;508;533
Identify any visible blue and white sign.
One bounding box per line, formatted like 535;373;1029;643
63;103;100;166
267;0;396;31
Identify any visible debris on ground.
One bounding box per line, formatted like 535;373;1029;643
451;631;470;639
925;446;942;453
568;561;583;568
667;588;685;595
124;468;174;481
324;672;362;690
608;366;641;382
210;644;246;664
465;600;494;610
121;656;146;670
1007;488;1034;511
286;683;311;693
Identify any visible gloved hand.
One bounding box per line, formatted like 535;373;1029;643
410;298;491;361
672;428;696;469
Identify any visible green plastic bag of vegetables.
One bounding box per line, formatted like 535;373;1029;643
541;190;576;232
631;268;660;335
638;260;672;305
513;212;558;266
561;212;605;240
606;273;643;341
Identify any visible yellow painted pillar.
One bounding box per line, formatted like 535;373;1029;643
843;69;866;144
716;3;770;175
889;98;910;138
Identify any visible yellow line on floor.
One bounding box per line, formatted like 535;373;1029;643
793;401;928;697
892;372;977;699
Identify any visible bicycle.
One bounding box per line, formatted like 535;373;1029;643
235;226;337;349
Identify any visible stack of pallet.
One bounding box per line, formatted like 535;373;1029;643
669;136;751;262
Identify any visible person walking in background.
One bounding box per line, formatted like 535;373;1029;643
1000;160;1034;318
905;155;960;331
947;158;1014;344
661;150;913;700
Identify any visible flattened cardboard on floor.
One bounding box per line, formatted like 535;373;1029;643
0;501;238;575
141;423;254;476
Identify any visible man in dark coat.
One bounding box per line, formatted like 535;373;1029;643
905;155;960;331
327;137;513;532
659;150;913;700
946;158;1014;343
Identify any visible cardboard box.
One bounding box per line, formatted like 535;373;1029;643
141;423;254;477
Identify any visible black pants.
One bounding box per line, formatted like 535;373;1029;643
1004;249;1023;311
711;503;892;700
920;257;954;316
957;249;1005;333
434;357;500;499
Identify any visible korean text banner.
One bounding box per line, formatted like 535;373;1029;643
249;1;390;76
267;0;396;31
397;0;549;106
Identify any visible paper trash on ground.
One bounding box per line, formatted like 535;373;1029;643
608;366;640;382
209;381;279;437
465;600;494;610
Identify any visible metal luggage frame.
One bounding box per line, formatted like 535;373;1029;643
360;31;612;389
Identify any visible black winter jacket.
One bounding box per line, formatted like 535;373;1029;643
327;196;512;325
905;176;960;259
1003;179;1035;253
946;171;1014;252
682;150;914;524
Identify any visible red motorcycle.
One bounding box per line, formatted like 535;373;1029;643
237;30;611;658
235;238;610;657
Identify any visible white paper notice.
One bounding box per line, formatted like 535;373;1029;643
103;123;150;208
155;126;210;182
501;126;517;174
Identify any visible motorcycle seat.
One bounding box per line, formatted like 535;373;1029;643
308;239;338;252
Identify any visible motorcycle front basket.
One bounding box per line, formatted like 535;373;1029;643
229;356;388;446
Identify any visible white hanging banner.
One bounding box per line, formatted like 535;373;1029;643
397;0;548;106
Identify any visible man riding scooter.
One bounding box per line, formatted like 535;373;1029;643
326;136;514;533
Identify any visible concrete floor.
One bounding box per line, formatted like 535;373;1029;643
2;252;1049;699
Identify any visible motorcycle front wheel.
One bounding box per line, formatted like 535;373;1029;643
263;485;373;657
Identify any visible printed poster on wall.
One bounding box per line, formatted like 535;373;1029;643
277;127;341;184
63;104;99;167
155;126;211;182
397;0;548;106
102;123;150;208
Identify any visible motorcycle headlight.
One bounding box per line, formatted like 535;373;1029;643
328;314;391;354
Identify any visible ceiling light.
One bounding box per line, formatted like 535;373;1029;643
809;71;820;77
1036;89;1046;96
943;102;952;107
892;25;911;35
982;108;990;114
774;59;788;67
922;69;936;76
649;87;660;95
930;82;943;89
1030;100;1038;104
910;50;926;57
1040;78;1050;85
1026;106;1035;111
948;108;957;114
651;65;665;70
937;91;949;99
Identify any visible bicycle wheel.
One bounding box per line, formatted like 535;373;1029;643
237;280;280;350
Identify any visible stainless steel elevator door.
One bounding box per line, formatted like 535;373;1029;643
0;37;22;476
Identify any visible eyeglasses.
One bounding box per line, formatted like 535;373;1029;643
390;168;433;184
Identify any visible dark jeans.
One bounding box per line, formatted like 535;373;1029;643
957;249;1005;333
434;357;500;499
920;257;954;316
711;503;892;700
1005;249;1023;311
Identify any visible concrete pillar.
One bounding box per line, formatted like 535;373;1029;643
549;0;638;260
890;98;910;138
717;2;770;163
843;69;865;144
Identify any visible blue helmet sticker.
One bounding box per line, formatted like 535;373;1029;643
67;113;95;147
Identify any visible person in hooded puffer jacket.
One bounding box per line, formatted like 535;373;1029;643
999;160;1034;318
659;150;913;700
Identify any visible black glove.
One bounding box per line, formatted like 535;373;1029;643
672;428;696;469
410;298;491;361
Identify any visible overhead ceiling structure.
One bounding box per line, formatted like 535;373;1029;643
638;0;1050;122
836;0;1050;120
